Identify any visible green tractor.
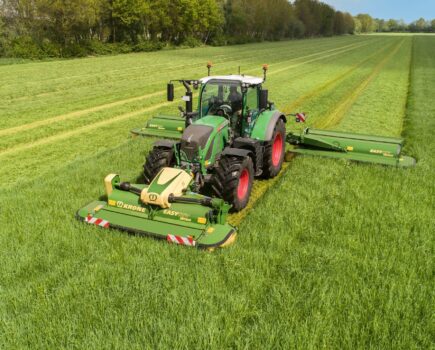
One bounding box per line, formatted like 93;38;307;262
135;65;286;211
76;64;415;249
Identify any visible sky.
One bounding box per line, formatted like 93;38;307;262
321;0;435;23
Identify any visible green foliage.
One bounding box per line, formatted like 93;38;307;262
355;13;376;33
0;0;356;58
0;36;433;348
132;40;164;52
8;36;44;59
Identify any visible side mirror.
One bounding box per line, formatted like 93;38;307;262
167;83;174;101
259;89;268;110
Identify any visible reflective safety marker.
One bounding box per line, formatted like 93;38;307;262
85;215;110;228
295;112;307;123
167;234;196;247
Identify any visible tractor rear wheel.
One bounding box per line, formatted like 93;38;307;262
212;156;254;212
262;118;285;178
143;147;174;184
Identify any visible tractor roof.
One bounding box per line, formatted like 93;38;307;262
200;75;263;85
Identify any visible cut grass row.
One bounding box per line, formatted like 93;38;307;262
0;35;432;349
0;37;386;153
0;37;394;188
0;36;377;128
0;36;360;87
0;37;377;136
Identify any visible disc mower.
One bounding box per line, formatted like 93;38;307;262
77;63;415;248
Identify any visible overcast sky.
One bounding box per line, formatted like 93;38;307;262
320;0;434;23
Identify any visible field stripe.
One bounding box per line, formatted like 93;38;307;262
315;38;405;129
0;38;359;99
0;102;172;158
0;37;358;87
0;90;165;137
267;40;375;77
242;39;375;77
282;39;399;113
0;39;378;139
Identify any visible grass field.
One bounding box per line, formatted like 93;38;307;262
0;35;433;349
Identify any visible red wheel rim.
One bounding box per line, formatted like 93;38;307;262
237;168;249;200
272;133;283;167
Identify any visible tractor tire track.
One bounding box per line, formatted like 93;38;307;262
315;38;406;129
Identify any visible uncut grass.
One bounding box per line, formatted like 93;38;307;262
0;37;388;152
0;36;375;128
0;38;389;187
0;36;432;348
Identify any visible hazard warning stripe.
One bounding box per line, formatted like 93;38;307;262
85;215;110;228
167;234;196;247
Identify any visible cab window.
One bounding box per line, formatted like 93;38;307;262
245;87;258;112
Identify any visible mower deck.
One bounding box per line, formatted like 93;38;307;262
76;173;236;249
131;115;185;139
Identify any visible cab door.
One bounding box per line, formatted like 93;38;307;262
242;86;259;135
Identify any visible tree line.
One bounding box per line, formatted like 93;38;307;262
354;14;435;34
0;0;433;59
0;0;355;58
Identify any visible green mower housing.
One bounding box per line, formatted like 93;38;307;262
77;172;236;248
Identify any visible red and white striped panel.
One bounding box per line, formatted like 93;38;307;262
85;215;110;229
167;234;196;247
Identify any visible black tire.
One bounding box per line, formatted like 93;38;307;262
262;118;286;179
212;156;254;212
143;147;174;183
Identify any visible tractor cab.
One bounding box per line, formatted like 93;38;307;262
197;75;265;137
131;65;272;140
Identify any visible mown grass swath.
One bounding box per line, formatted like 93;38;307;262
0;36;387;185
0;35;433;348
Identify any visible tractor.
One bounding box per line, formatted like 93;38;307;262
77;64;415;248
134;65;286;211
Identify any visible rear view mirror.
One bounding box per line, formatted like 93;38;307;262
259;89;268;110
167;83;174;101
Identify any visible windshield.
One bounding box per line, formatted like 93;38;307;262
200;81;243;117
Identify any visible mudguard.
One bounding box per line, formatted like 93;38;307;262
221;148;253;159
251;110;286;141
154;139;177;149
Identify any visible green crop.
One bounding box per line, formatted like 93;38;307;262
0;35;433;349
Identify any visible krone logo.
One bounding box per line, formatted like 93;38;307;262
149;194;158;201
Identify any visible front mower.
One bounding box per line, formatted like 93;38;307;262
76;169;236;248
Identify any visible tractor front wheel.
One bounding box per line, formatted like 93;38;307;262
143;147;174;184
212;156;254;212
262;119;286;178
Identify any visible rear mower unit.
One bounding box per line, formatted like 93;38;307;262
286;114;415;167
